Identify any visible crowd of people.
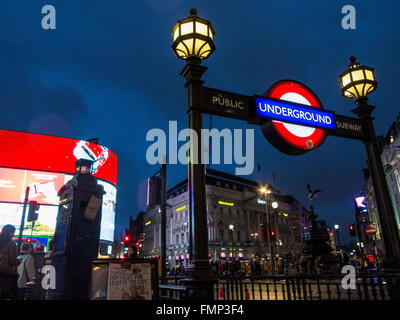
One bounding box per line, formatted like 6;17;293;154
1;223;384;299
169;249;383;278
210;252;306;277
0;224;51;300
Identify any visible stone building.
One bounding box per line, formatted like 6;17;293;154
141;169;307;267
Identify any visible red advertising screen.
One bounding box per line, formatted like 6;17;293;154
0;129;117;185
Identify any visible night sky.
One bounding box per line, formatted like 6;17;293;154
1;1;399;244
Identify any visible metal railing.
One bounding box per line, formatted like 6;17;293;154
157;273;400;300
214;274;400;301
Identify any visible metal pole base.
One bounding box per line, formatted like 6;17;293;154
181;261;216;300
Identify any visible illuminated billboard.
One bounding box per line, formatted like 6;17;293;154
0;129;117;185
0;129;118;242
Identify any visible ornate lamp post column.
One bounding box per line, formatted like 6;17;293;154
260;186;274;270
340;56;400;269
171;8;216;299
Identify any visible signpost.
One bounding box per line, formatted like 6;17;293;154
198;86;252;121
195;80;368;156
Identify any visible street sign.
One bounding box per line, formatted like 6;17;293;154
256;96;336;130
196;83;369;155
365;225;377;237
198;86;252;121
258;80;328;155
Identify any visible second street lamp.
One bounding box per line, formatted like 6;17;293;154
340;56;400;268
229;224;234;259
171;8;216;300
260;186;273;265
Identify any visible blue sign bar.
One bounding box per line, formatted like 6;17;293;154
256;97;336;129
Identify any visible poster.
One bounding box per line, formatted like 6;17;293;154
107;263;152;300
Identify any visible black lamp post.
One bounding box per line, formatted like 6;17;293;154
171;8;216;299
340;56;400;269
259;186;273;260
229;224;234;260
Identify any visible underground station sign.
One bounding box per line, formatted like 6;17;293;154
198;80;368;155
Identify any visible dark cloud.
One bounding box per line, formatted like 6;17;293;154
0;0;398;244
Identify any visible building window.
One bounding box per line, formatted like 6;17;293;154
219;229;224;242
237;231;241;242
176;234;179;244
181;233;184;243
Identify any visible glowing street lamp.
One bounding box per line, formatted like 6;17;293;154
171;9;217;299
259;185;275;265
259;186;272;194
339;56;377;102
171;8;215;61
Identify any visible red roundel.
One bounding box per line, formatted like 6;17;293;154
260;80;326;155
365;225;377;237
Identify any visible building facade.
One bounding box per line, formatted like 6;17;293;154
141;169;307;268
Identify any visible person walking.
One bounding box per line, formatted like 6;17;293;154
233;257;241;277
244;261;249;277
0;225;18;300
314;256;323;275
263;259;271;275
338;248;349;270
17;243;35;300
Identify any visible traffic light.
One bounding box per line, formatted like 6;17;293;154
270;230;276;242
349;224;356;237
27;201;40;222
123;234;130;246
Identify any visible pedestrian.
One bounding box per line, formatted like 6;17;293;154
0;225;18;300
300;255;309;274
263;259;271;275
338;248;349;269
277;258;284;274
254;257;261;276
240;260;246;275
17;242;35;300
233;257;241;276
32;245;46;300
314;256;323;275
217;259;224;276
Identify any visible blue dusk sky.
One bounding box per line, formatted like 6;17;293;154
0;1;399;243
